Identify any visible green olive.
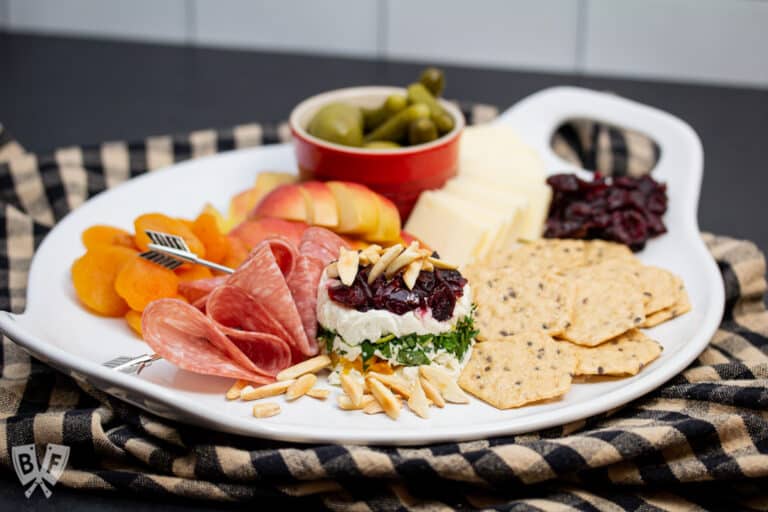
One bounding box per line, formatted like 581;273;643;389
364;103;430;143
419;67;446;97
364;141;401;149
408;118;438;145
407;83;454;134
307;102;364;147
431;112;455;135
362;94;408;131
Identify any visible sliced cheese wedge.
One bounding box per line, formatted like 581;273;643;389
465;176;552;241
404;191;506;266
441;178;527;250
459;124;546;182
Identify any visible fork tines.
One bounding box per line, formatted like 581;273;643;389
139;250;184;270
145;230;191;252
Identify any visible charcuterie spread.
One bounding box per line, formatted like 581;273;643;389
69;68;691;422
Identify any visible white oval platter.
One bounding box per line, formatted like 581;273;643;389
0;87;724;445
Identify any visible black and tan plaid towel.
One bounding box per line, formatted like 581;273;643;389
0;104;767;511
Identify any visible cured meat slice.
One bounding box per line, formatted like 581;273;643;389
178;276;228;304
142;299;274;383
287;255;325;350
207;284;292;342
226;238;315;358
299;227;349;266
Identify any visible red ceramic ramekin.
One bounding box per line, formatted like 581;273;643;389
289;86;465;219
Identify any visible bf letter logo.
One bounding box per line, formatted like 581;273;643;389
12;444;70;498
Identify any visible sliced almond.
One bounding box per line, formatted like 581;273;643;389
408;378;430;419
337;394;375;410
252;402;281;418
285;373;317;401
419;366;469;404
241;379;294;401
367;377;402;420
359;244;382;266
427;256;458;270
337;247;360;286
306;388;330;400
385;242;422;278
368;372;412;399
422;259;434;272
368;244;403;284
340;373;364;407
363;400;385;415
325;262;339;279
276;354;331;381
226;379;248;400
402;259;423;290
420;376;445;408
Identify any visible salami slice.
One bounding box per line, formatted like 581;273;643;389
299;227;349;266
287;255;325;351
226;238;315;358
178;275;227;304
141;299;273;383
207;284;292;342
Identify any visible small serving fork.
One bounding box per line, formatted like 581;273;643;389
101;230;234;374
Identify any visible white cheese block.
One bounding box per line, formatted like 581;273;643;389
404;191;506;266
459;124;546;182
441;178;528;248
447;175;552;241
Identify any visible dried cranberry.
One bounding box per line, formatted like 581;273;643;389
428;282;457;321
544;173;668;251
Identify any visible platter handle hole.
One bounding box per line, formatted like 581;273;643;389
550;119;661;178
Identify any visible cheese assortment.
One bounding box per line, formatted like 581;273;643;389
405;124;552;265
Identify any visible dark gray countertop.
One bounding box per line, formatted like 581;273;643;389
0;32;766;509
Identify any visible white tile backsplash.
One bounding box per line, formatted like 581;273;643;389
384;0;581;72
0;0;9;29
583;0;768;87
191;0;379;57
3;0;768;88
7;0;187;43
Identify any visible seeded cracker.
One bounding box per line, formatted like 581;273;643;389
458;333;575;409
471;267;574;339
583;240;636;266
561;261;645;346
565;329;663;376
485;239;588;273
635;265;680;315
642;276;691;327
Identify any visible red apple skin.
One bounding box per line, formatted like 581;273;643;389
250;184;308;222
230;218;309;249
299;181;339;228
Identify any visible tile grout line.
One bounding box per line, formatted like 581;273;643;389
376;0;388;59
574;0;589;74
184;0;196;46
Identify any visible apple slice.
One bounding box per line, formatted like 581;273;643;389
366;193;401;243
326;181;379;236
226;172;297;229
299;181;339;228
227;187;262;231
251;184;309;222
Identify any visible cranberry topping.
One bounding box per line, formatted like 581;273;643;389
545;173;668;251
327;259;467;321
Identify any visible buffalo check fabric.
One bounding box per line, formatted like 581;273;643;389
0;105;767;511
